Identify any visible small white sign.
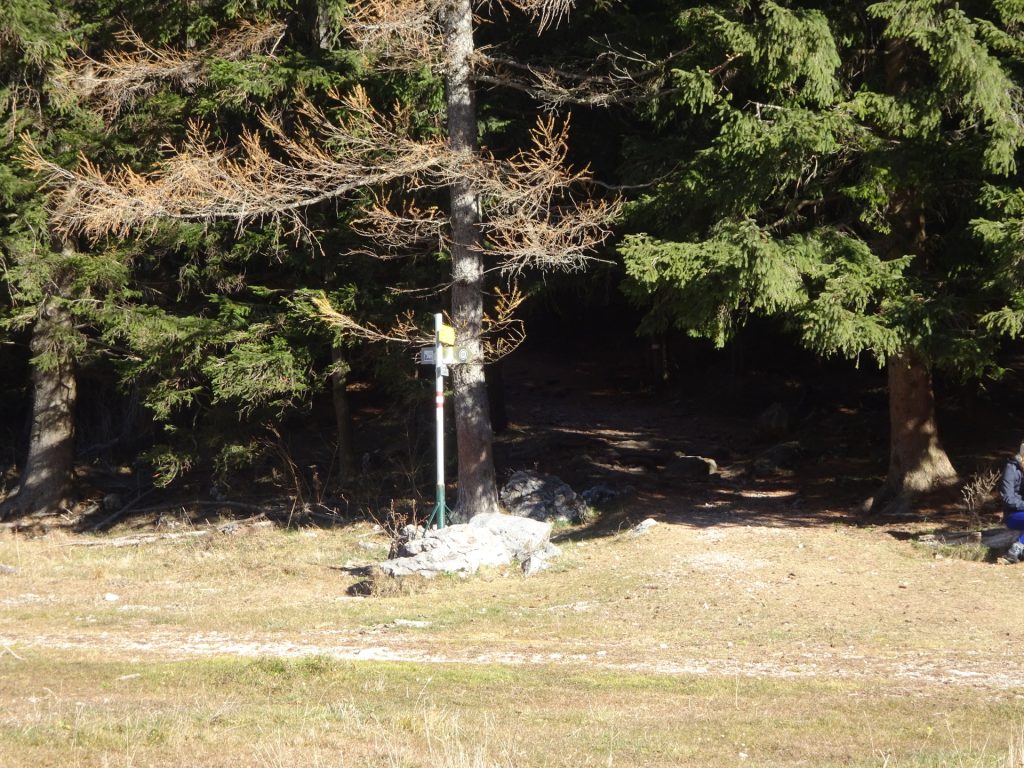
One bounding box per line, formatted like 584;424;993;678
419;346;436;365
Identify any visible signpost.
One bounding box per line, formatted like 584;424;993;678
419;313;463;529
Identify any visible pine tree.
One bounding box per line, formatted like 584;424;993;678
0;0;101;518
68;2;383;495
1;0;382;517
30;0;616;519
619;0;1024;512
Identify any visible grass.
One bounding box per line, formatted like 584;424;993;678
911;540;993;562
2;653;1023;767
3;519;1024;766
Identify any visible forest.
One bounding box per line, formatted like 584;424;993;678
3;0;1024;530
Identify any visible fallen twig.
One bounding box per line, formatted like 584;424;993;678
67;530;213;547
65;517;275;547
1;644;25;660
85;488;157;532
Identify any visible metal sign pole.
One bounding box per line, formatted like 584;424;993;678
433;312;446;529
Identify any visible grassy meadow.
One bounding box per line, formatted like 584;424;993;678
2;515;1023;767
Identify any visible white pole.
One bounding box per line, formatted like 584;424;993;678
433;312;446;528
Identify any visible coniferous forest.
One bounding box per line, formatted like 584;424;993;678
3;0;1024;528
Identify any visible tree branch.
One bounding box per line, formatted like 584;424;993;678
67;22;287;117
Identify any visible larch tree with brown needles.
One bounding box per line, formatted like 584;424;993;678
29;0;616;519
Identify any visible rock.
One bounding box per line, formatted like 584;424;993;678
378;513;557;579
381;525;509;578
393;618;431;628
751;441;802;476
521;541;562;577
755;402;792;441
982;529;1020;549
0;564;16;575
580;484;635;508
500;470;589;523
629;518;659;536
663;455;717;481
468;512;552;560
521;552;551;576
103;593;120;602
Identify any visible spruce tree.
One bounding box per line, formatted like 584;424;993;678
67;1;384;495
0;0;102;518
31;0;616;519
620;0;1024;512
1;0;385;517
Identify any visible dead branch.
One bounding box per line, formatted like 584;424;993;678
31;68;615;281
67;530;214;547
342;0;447;70
475;52;652;107
348;193;448;258
312;284;524;361
342;0;579;69
492;0;575;34
26;87;449;238
466;116;620;274
85;488;156;532
481;283;526;360
483;199;617;275
29;98;616;278
0;645;25;661
311;293;430;345
67;22;287;118
65;518;276;547
473;45;700;108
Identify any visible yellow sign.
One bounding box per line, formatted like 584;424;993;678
438;324;456;345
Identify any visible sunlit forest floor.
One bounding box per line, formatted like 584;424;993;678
3;329;1024;766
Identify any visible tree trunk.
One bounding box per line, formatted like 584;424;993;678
331;345;357;487
0;296;77;520
871;346;958;514
444;0;500;519
486;360;508;434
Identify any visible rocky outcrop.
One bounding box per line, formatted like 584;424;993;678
378;513;556;578
500;470;590;523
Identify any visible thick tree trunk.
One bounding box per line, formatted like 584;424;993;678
330;346;357;487
0;297;77;520
486;360;508;434
444;0;500;519
871;346;958;514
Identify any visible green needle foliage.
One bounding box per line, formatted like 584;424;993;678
1;0;432;499
621;0;1024;378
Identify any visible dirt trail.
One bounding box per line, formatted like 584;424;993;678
7;514;1024;702
3;624;1022;694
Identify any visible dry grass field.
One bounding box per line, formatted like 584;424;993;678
4;344;1024;766
3;497;1024;767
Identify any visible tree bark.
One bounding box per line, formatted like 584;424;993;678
330;345;357;487
0;296;77;520
871;346;958;513
444;0;500;519
870;44;958;514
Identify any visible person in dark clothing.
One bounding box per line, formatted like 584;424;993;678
999;443;1024;563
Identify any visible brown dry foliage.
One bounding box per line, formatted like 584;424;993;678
27;93;614;276
25;87;449;239
67;22;287;117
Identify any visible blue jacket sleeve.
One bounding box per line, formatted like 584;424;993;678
1000;460;1024;511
